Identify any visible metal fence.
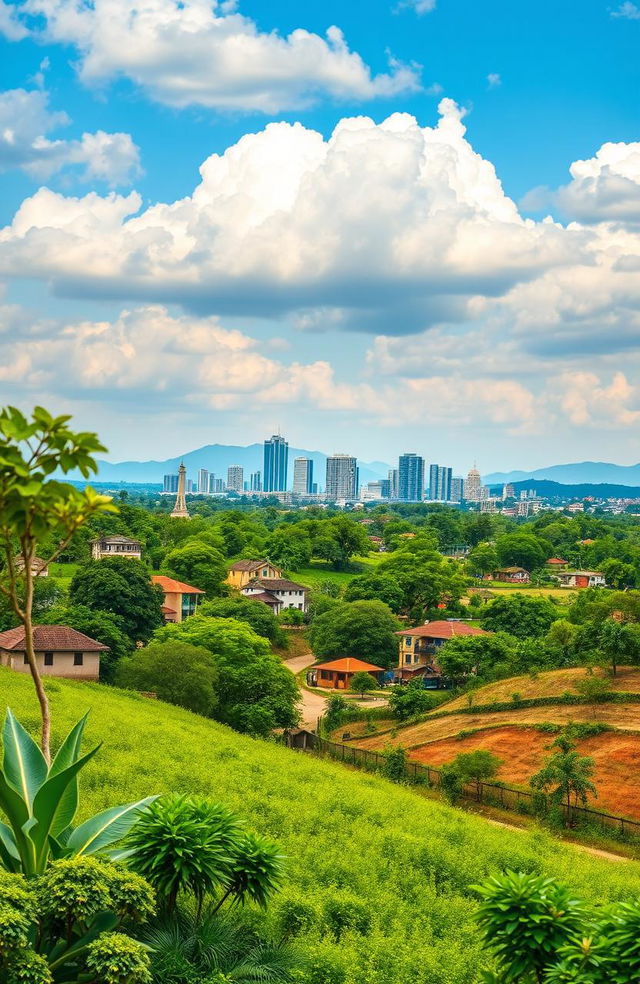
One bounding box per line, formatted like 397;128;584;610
300;732;640;843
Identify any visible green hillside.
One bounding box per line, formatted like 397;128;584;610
2;668;640;984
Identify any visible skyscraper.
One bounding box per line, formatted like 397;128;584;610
325;454;358;500
170;462;190;518
428;464;452;501
388;468;398;499
163;473;179;493
463;466;483;502
293;457;314;495
227;465;244;492
398;454;424;501
208;473;217;493
263;434;288;492
451;476;463;503
197;468;209;493
250;471;262;492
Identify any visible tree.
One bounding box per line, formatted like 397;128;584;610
437;633;515;686
495;533;550;571
344;572;405;612
117;641;220;717
530;734;597;825
163;542;228;596
601;558;637;590
466;543;499;577
312;517;370;570
267;526;312;571
349;671;379;698
597;618;640;677
388;681;439;720
39;603;134;682
481;594;560;639
376;540;466;618
450;749;501;801
0;405;114;760
152;617;300;736
199;595;283;643
70;557;164;642
545;619;578;665
308;600;400;668
574;673;611;719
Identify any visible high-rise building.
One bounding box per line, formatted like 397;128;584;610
428;464;453;501
197;468;209;493
263;434;288;492
250;471;262;492
213;478;225;493
502;483;515;500
186;479;194;493
325;454;358;501
293;457;314;495
208;473;217;493
449;476;463;503
163;473;179;494
170;463;190;519
398;453;424;502
227;465;244;493
379;478;391;498
463;466;483;502
388;468;398;499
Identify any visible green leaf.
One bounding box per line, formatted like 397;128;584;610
48;713;88;836
66;796;158;857
0;820;20;872
3;709;48;810
30;744;101;869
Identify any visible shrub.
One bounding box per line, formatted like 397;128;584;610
382;745;408;783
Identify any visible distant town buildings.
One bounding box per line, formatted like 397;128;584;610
163;473;179;493
326;454;359;501
227;465;244;493
197;469;209;494
428;464;453;502
463;466;484;502
263;434;288;492
250;470;262;492
293;457;314;495
398;453;424;502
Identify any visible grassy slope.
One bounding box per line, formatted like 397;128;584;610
3;669;640;984
290;554;385;589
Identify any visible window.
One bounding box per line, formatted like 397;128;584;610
405;637;412;646
44;652;54;666
74;652;84;666
262;569;268;577
23;654;28;665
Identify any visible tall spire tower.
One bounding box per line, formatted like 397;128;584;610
171;462;190;518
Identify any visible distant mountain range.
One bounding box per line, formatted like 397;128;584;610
508;479;640;499
484;462;640;487
70;443;392;487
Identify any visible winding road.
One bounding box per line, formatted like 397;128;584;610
284;652;328;729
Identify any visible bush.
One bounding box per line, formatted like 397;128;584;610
382;745;408;783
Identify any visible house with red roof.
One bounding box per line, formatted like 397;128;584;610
0;625;107;681
545;557;569;571
308;657;385;690
395;620;490;683
151;575;205;622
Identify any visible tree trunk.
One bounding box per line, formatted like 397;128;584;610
22;558;51;764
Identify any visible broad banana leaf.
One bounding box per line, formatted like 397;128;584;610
66;796;158;857
3;708;48;810
47;712;89;837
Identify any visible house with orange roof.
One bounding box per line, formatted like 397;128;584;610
395;620;490;683
308;657;385;690
151;575;205;623
545;557;569;571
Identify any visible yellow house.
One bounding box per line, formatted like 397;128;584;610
227;560;283;589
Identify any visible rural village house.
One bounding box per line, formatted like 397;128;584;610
490;567;531;584
556;570;607;589
0;625;107;681
395;620;490;684
151;575;205;622
227;560;283;589
91;535;143;561
309;657;385;690
241;577;307;613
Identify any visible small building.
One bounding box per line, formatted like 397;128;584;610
14;556;49;577
241;577;307;613
0;625;107;681
396;620;490;682
309;657;385;690
151;575;205;622
556;570;607;589
545;557;569;571
491;567;531;584
91;535;142;561
227;560;283;589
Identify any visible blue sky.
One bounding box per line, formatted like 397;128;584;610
0;0;639;471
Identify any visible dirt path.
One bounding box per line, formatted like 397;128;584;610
483;817;627;862
283;652;328;730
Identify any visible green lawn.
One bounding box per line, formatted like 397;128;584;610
2;669;639;984
47;561;80;593
290;553;385;589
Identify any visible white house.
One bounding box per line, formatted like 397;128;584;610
91;535;142;561
241;577;307;613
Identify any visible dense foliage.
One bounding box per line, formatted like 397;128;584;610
70;558;164;642
308;600;400;668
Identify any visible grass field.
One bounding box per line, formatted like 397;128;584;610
290;553;385;589
48;561;80;592
408;726;640;820
441;667;640;713
468;585;578;602
3;668;640;984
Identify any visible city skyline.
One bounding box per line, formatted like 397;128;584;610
1;1;638;467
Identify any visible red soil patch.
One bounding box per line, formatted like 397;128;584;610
409;727;640;821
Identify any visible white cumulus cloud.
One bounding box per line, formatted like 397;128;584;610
10;0;420;111
0;88;141;184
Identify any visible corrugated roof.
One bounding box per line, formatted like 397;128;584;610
0;625;108;652
151;575;205;594
313;657;384;673
396;621;489;639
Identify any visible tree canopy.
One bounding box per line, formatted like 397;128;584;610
117;640;219;716
70;557;164;642
163;542;228;596
481;594;560;639
308;600;400;668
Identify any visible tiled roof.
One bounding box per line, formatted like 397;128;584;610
244;578;305;591
397;621;489;639
0;625;108;652
495;567;529;574
313;657;384;673
228;559;269;571
151;575;205;594
546;557;569;564
92;535;141;545
249;591;280;605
